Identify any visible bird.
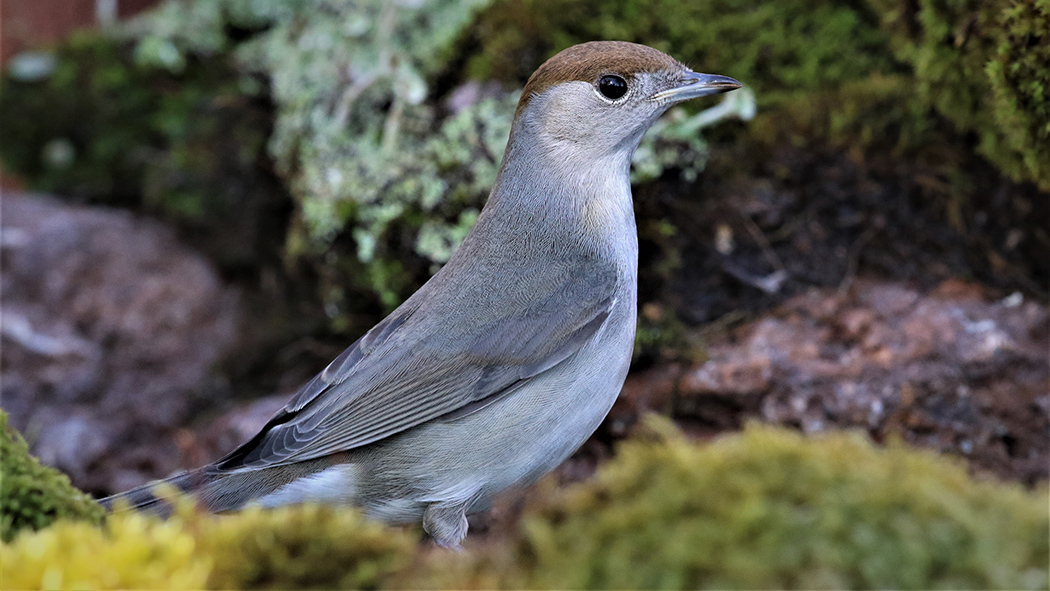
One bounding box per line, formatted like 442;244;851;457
101;41;742;548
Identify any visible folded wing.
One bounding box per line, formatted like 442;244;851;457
213;258;618;471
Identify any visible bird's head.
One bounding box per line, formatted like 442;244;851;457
511;41;741;164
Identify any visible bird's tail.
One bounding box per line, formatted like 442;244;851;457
99;455;349;516
99;469;216;516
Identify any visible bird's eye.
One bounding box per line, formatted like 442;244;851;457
597;75;628;100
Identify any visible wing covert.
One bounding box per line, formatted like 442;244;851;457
213;257;619;472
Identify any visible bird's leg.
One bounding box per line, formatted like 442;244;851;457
423;499;471;549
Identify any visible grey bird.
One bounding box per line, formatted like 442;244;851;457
102;41;741;548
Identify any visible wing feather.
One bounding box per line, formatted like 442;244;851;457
213;256;618;472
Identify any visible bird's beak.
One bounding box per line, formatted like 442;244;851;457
652;70;743;102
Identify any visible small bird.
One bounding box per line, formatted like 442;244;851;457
102;41;741;547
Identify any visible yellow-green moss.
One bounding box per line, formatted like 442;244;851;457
0;411;104;542
2;498;415;590
3;510;210;590
414;419;1050;590
4;420;1047;589
199;504;415;590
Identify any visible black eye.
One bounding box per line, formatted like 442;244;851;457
597;75;628;100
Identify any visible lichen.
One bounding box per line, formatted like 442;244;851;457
113;0;748;314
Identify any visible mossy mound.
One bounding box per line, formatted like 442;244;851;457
199;504;415;590
461;0;895;106
0;410;104;542
4;417;1047;589
462;0;1050;191
4;509;211;590
870;0;1050;190
412;420;1050;590
4;499;415;590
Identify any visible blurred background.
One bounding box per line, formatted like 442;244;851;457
0;0;1047;582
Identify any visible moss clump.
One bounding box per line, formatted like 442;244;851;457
868;0;1050;190
199;504;415;590
3;498;415;590
424;419;1049;589
0;411;104;542
987;0;1050;189
3;510;211;590
462;0;894;107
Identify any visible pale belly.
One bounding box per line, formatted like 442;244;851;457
354;307;634;523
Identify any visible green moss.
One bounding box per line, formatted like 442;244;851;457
3;510;211;590
462;0;896;107
868;0;1050;189
5;417;1046;589
198;504;415;590
3;497;414;590
463;0;1050;188
985;0;1050;189
0;411;104;542
420;419;1049;590
0;34;161;201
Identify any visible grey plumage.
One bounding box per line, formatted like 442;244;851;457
101;41;741;547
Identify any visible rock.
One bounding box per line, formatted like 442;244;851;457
1;193;240;494
674;278;1048;484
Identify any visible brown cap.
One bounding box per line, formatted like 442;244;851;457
516;41;684;114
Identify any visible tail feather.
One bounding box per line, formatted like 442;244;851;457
99;470;205;516
98;458;340;516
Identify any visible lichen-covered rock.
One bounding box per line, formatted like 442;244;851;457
0;0;749;323
0;411;104;542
